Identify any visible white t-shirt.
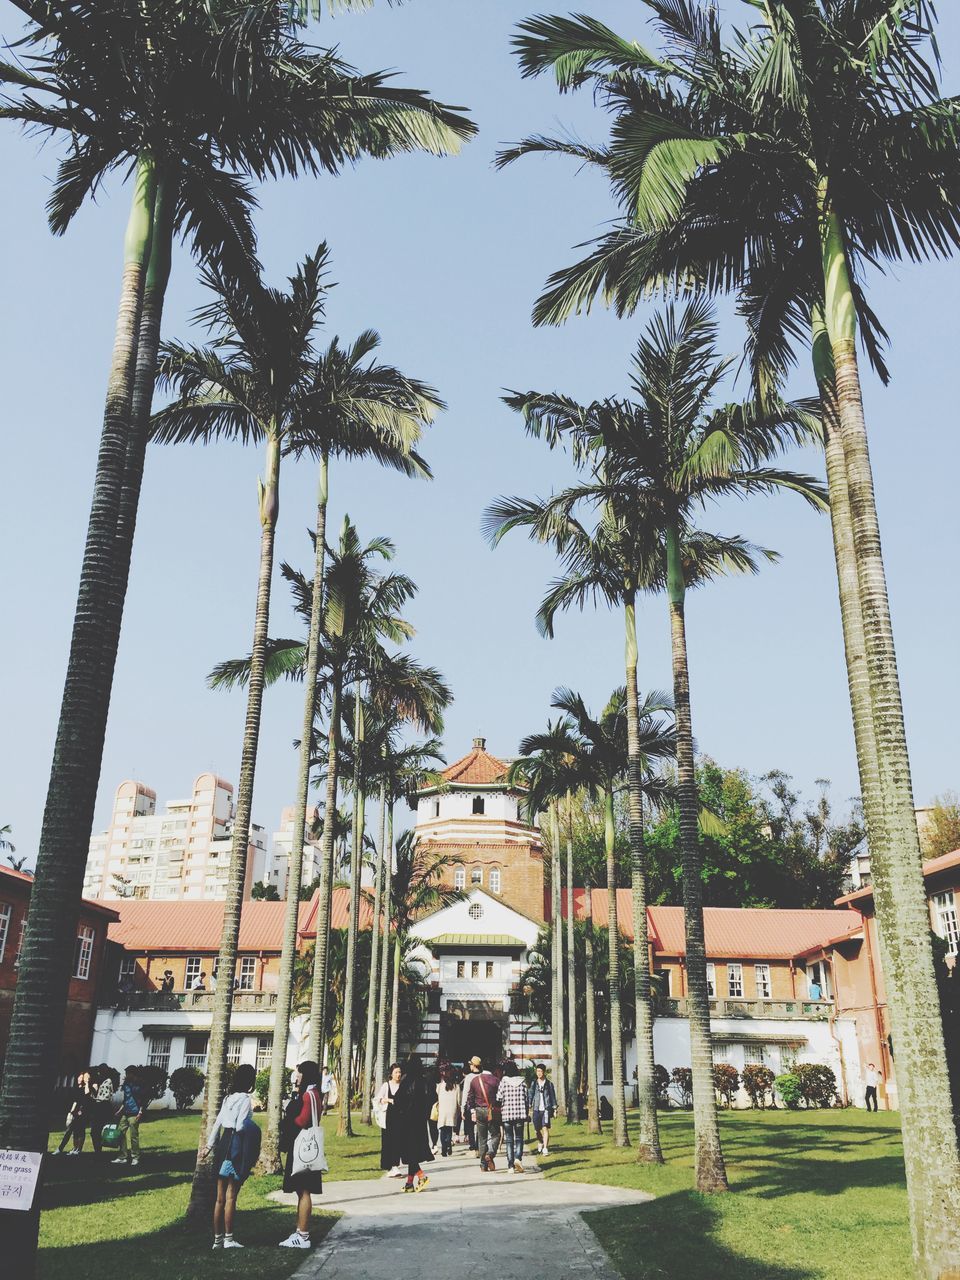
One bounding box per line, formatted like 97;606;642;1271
321;1071;334;1094
865;1068;880;1088
207;1091;253;1147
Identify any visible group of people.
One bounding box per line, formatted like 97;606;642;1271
51;1064;144;1166
375;1054;558;1184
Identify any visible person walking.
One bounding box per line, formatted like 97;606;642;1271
528;1063;557;1157
435;1065;461;1157
376;1063;405;1177
92;1066;116;1155
466;1060;502;1171
497;1059;528;1174
203;1063;262;1250
392;1054;433;1193
54;1071;87;1155
279;1060;325;1249
865;1063;882;1112
112;1065;144;1168
320;1064;336;1117
461;1055;481;1151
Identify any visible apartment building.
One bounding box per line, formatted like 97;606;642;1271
258;806;323;899
82;774;266;902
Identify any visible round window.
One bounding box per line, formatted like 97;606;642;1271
468;903;484;921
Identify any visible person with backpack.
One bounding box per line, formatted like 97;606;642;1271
466;1060;502;1171
527;1063;558;1157
112;1066;144;1168
279;1060;325;1249
203;1063;261;1250
496;1059;528;1174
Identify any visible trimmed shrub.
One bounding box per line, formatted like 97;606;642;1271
670;1066;693;1108
170;1065;205;1111
255;1067;271;1109
775;1072;803;1109
653;1063;670;1106
742;1063;776;1109
134;1065;169;1102
795;1062;838;1108
713;1062;740;1108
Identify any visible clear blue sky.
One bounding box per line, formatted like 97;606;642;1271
2;1;959;863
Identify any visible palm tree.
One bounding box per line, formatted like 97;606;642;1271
503;9;960;1251
152;249;334;1204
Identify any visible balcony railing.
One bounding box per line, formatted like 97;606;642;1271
662;997;834;1020
101;990;278;1012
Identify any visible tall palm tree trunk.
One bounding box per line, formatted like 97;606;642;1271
389;931;402;1066
0;154;156;1274
625;601;664;1163
375;803;394;1084
338;691;365;1138
189;432;282;1217
821;206;960;1273
361;781;387;1122
583;881;601;1135
603;787;629;1148
307;670;342;1060
665;523;728;1193
549;804;566;1109
565;792;579;1122
261;448;330;1172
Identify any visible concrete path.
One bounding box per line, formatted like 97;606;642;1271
271;1143;651;1279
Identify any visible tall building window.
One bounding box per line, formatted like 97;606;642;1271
934;891;960;956
148;1035;172;1073
489;868;502;894
120;955;137;980
727;963;743;998
454;867;466;891
237;956;257;990
14;917;27;967
743;1043;768;1065
470;867;482;886
433;800;440;818
713;1042;732;1062
456;961;465;978
0;903;11;964
256;1036;273;1071
73;925;95;980
472;796;485;815
754;964;772;999
184;956;203;989
705;963;716;998
471;961;480;979
485;961;494;979
226;1036;244;1065
184;1032;209;1070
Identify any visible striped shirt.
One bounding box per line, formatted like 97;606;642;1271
497;1075;528;1122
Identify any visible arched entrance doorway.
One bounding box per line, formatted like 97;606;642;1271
440;1001;508;1066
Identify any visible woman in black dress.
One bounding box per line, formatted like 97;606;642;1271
278;1060;324;1250
376;1062;405;1175
392;1054;434;1192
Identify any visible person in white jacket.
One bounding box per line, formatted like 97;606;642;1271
202;1064;260;1250
435;1066;462;1157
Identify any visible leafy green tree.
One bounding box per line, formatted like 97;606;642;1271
250;881;280;901
920;793;960;860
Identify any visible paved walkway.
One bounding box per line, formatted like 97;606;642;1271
271;1143;651;1280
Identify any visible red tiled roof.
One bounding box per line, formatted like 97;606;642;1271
2;864;120;920
834;846;960;907
298;887;375;939
563;889;861;959
441;745;510;787
101;897;315;952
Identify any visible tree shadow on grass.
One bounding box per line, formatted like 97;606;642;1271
584;1192;819;1280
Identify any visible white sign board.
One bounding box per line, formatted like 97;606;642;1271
0;1149;42;1212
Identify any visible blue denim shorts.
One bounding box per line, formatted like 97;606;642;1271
533;1110;551;1129
219;1159;240;1180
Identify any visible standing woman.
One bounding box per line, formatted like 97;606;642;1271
203;1062;261;1250
375;1063;405;1177
435;1065;461;1157
393;1054;433;1193
54;1071;87;1154
279;1060;324;1250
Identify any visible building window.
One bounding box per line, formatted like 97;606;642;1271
934;891;960;956
73;925;95;980
148;1035;172;1073
237;956;256;990
727;963;743;998
705;962;716;999
743;1043;768;1065
489;868;502;894
755;964;772;999
184;1032;209;1070
470;867;482;886
456;961;465;979
185;956;203;989
713;1042;732;1062
256;1036;273;1071
0;903;11;964
471;961;480;979
15;917;27;967
485;961;494;979
433;800;440;818
226;1036;244;1065
468;903;484;921
472;796;485;815
120;955;137;979
454;867;466;891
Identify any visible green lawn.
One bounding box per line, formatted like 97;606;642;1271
38;1111;382;1280
542;1109;912;1280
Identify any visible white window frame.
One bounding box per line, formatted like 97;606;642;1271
470;867;483;886
237;956;256;990
705;962;716;999
256;1036;273;1072
489;868;502;894
148;1035;172;1073
226;1035;244;1065
485;960;495;979
15;917;27;967
754;963;772;999
934;891;960;957
713;1042;733;1062
119;955;137;978
743;1043;768;1065
184;955;203;989
454;867;466;892
456;960;465;979
74;925;95;980
0;903;11;964
727;963;743;998
470;961;480;979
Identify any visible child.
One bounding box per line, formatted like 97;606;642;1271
203;1063;261;1250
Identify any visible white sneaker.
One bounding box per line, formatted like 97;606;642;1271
536;1144;543;1154
130;1158;139;1166
542;1147;550;1156
223;1239;244;1249
212;1239;224;1250
387;1167;404;1178
279;1232;311;1249
111;1157;127;1165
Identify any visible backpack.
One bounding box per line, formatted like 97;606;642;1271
291;1089;328;1177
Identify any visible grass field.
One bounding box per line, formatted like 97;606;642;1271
38;1111;382;1280
38;1107;913;1279
542;1109;912;1280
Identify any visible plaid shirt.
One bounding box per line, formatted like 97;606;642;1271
496;1076;528;1122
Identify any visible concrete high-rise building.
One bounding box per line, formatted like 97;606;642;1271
83;774;266;902
259;806;323;900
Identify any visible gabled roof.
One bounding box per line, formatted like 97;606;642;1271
440;741;511;787
101;897;315;952
427;934;527;950
2;864;120;921
563;890;861;960
834;846;960;907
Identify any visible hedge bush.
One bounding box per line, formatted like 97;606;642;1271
133;1064;169;1102
670;1066;693;1108
169;1066;205;1111
255;1068;271;1108
742;1063;776;1108
775;1072;803;1109
795;1062;838;1107
713;1062;740;1107
653;1063;670;1106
